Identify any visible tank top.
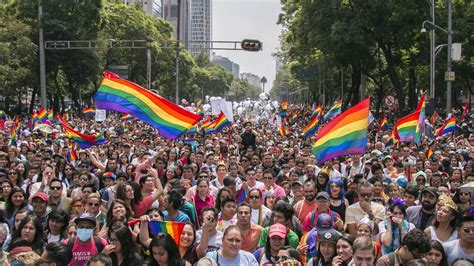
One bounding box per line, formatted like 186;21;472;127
330;199;346;221
429;226;458;243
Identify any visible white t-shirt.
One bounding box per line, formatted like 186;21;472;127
206;250;258;266
443;239;474;265
251;206;272;226
196;229;223;253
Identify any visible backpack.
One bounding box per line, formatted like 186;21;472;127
67;236;104;253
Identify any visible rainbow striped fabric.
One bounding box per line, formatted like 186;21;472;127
94;71;202;139
435;117;456;136
415;93;426;144
378;115;388;132
57;115;107;149
46;108;54;125
281;100;288;117
312;98;370;165
37;108;47;123
393;111;420;142
10;124;17;146
120;113;133;120
303;113;320;138
0;110;6;121
279;121;288;137
312;105;322;118
323;99;342;121
213;112;230;132
66;146;78;162
426;147;433;160
148;221;185;246
82;107;95;116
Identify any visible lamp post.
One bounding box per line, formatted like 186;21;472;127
175;0;181;104
38;0;47;108
261;76;267;93
446;0;453;113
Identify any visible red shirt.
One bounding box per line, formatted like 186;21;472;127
193;194;214;225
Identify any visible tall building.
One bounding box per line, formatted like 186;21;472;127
162;0;190;45
123;0;163;17
241;73;261;88
212;53;240;78
189;0;212;57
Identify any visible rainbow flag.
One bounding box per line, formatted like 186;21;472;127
236;189;246;204
378;115;388;132
120;113;133;120
281;100;288;117
303;113;320;138
46;107;54;125
415;93;426;144
426;147;433;160
323;99;342;121
10;124;17;147
435;117;456;136
82;107;95;116
31;111;39;129
312;105;322;118
461;102;469;121
66;146;78;162
38;108;47;122
0;110;6;120
148;221;185;246
185;124;197;134
13;115;20;130
430;111;439;126
57;115;107;149
94;71;201;139
279;121;288;137
63;113;70;122
393;111;420;142
196;98;202;107
205;119;217;134
385;130;399;147
312;98;370;165
213;112;230;132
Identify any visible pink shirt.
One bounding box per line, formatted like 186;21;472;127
134;195;156;217
185;185;219;201
264;184;286;198
193;194;215;224
65;237;108;266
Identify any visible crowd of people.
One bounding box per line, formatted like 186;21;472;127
0;102;473;266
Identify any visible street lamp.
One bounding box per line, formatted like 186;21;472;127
261;76;267;93
421;0;453;113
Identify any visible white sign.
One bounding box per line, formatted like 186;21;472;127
95;109;106;122
210;98;234;122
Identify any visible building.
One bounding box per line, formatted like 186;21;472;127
241;73;261;88
162;0;190;44
123;0;163;17
212;53;240;78
189;0;212;57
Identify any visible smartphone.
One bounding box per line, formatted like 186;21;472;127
140;169;148;174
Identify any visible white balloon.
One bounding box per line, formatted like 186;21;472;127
202;104;211;112
259;92;270;101
209;96;216;102
205;95;210;102
215;96;222;100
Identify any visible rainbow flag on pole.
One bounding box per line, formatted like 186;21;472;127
57;115;107;149
393;111;420;142
312;98;370;165
280;100;288;117
82;107;95;116
148;221;185;246
435;117;456;136
10;124;17;146
38;108;48;123
415;93;426;144
303;113;320;138
94;71;201;139
378;115;388;132
213;112;230;132
323;99;342;121
426;147;434;160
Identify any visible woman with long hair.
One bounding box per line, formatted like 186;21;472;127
332;234;355;266
118;154;129;173
308;230;339;266
191;178;215;226
380;200;415;255
54;158;67;181
102;225;142;266
326;178;348;221
316;172;329;193
45;209;69;243
16;162;27;186
214;187;234;212
148;232;185;266
424;195;458;243
1;179;13;203
4;187;27;225
106;199;133;224
7;166;23;188
426;240;449;266
9;216;45;254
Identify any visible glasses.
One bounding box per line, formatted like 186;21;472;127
65;168;73;171
199;175;208;178
73;204;83;208
359;193;373;198
463;227;474;234
50;186;62;191
275;256;289;262
88;202;100;207
249;196;260;200
80;178;88;181
8;172;16;175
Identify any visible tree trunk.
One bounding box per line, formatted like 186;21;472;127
29;87;37;115
408;67;417;109
349;62;362;106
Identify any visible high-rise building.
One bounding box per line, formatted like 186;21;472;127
189;0;212;57
123;0;163;17
241;73;261;88
162;0;190;45
212;54;240;78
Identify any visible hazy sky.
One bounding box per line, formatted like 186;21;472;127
212;0;282;91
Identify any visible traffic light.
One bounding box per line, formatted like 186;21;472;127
241;39;262;51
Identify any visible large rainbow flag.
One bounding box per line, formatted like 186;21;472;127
148;221;185;246
94;71;202;139
435;117;456;136
323;99;342;121
57;115;107;149
312;98;370;165
415;93;426;144
393;111;420;142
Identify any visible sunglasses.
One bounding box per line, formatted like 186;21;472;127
88;202;100;207
50;186;62;191
80;178;88;181
359;193;373;198
249;196;260;200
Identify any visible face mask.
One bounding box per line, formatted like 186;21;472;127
76;228;93;241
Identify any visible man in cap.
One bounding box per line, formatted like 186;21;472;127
302;192;343;232
406;187;439;230
298;213;337;262
31;192;51;229
65;213;108;266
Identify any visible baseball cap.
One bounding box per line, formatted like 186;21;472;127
316;191;330;200
269;223;287;238
75;213;97;227
102;172;116;181
291;180;303;187
421;187;439;198
317;229;339;244
316;213;334;233
32;192;48;202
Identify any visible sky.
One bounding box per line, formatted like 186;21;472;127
212;0;283;91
